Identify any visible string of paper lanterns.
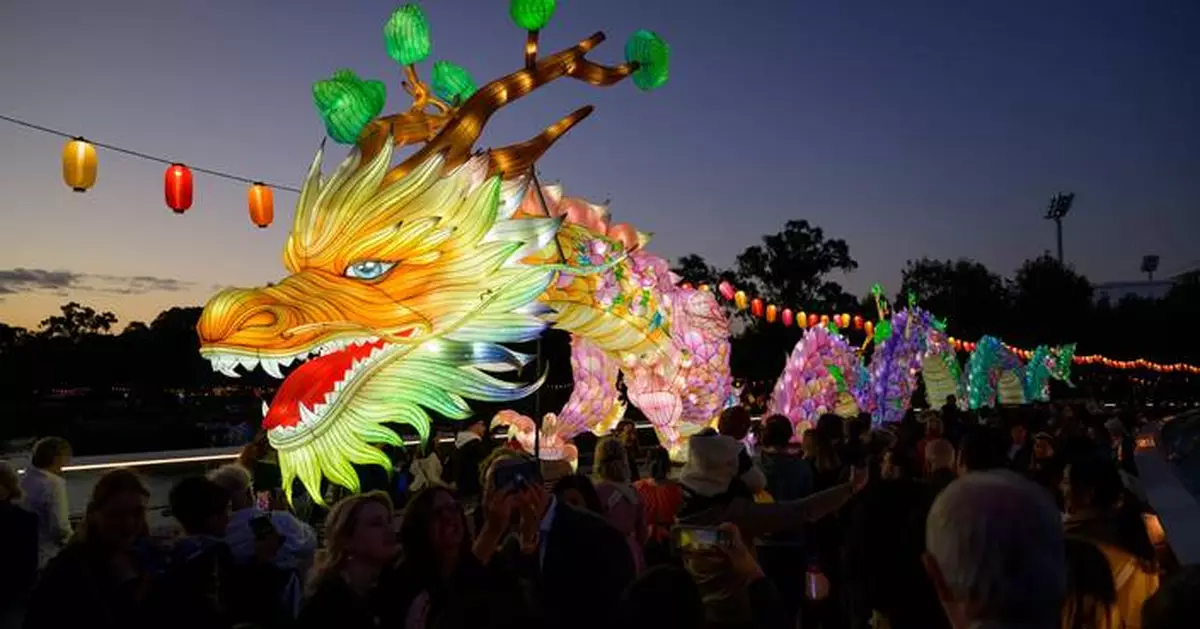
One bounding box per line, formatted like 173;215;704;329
685;278;1200;374
3;113;298;228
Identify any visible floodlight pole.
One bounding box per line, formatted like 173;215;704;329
1043;193;1075;265
1054;216;1064;265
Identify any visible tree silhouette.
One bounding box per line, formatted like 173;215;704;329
735;220;859;312
37;302;118;341
671;253;736;286
900;258;1010;340
1009;254;1094;346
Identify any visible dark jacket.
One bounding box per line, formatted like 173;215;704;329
23;542;151;629
447;434;489;500
297;575;384;629
0;502;37;610
501;500;635;629
383;551;528;629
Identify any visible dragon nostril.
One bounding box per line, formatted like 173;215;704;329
243;310;278;330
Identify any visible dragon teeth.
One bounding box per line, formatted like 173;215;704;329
298;403;318;426
261;401;270;417
261;359;284;379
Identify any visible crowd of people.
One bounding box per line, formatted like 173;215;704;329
0;398;1197;629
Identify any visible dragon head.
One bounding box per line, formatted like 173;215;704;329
196;143;560;502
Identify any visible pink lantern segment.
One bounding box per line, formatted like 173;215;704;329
782;308;795;327
557;336;625;437
766;326;864;436
490;410;580;470
718;280;735;301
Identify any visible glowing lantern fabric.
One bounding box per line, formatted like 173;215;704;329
62;137;97;192
491;410;579;469
624;30;670;91
866;308;938;426
556;336;625;438
164;163;193;213
510;0;557;31
312;70;387;144
1023;344;1075;402
431;61;477;103
384;4;431;65
248;183;274;228
965;336;1024;409
767;325;867;436
781;308;794;327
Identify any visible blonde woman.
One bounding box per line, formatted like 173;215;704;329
592;437;647;574
297;492;396;629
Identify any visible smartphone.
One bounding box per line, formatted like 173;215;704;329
249;514;277;540
492;458;541;492
672;525;732;552
255;490;272;512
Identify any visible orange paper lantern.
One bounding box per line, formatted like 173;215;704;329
62;137;97;192
164;163;193;213
820;314;830;326
864;321;874;337
248;182;274;228
765;304;778;323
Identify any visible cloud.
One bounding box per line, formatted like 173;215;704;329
0;267;196;297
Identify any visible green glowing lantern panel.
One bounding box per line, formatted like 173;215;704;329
312;69;387;144
624;30;670;91
431;61;477;103
510;0;557;31
384;4;432;66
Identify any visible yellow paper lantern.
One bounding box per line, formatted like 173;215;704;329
62;137;97;192
798;311;808;328
734;290;748;310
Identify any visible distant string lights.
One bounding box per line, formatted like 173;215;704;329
687;278;1200;375
1;113;299;228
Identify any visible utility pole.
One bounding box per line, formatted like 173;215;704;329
1141;255;1159;281
1043;192;1075;264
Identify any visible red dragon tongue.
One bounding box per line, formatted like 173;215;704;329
263;340;384;430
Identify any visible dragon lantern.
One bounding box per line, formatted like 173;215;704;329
195;5;729;502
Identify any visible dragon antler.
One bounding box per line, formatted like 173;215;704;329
364;32;635;186
323;4;669;186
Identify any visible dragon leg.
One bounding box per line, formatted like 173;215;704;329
557;335;626;438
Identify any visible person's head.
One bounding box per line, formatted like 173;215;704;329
761;414;793;449
619;565;705;629
816;413;843;443
1033;433;1056;460
81;468;150;551
207;464;255;511
1142;565;1200;629
593;436;632;484
31;436;71;473
925;438;956;475
809;421;842;471
466;418;486;437
400;486;468;572
481;451;549;508
553;474;603;514
617;419;637;438
956;428;1006;475
1103;418;1125;443
881;447;915;481
1062;455;1158;564
717;406;752;441
923;471;1065;629
844;416;866;443
169;476;232;536
311;491;396;589
1009;422;1028;446
801;429;818;458
0;461;21;503
648;446;672;482
945;395;957;409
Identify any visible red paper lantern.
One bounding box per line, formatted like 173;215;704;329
853;315;864;330
750;298;764;318
781;308;794;327
681;282;694;290
808;314;819;328
248;182;274;228
164;163;193;213
765;304;778;323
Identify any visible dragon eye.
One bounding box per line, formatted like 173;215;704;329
344;260;396;280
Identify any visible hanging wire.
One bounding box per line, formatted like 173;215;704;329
0;113;302;193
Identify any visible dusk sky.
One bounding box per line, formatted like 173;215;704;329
2;0;1197;330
